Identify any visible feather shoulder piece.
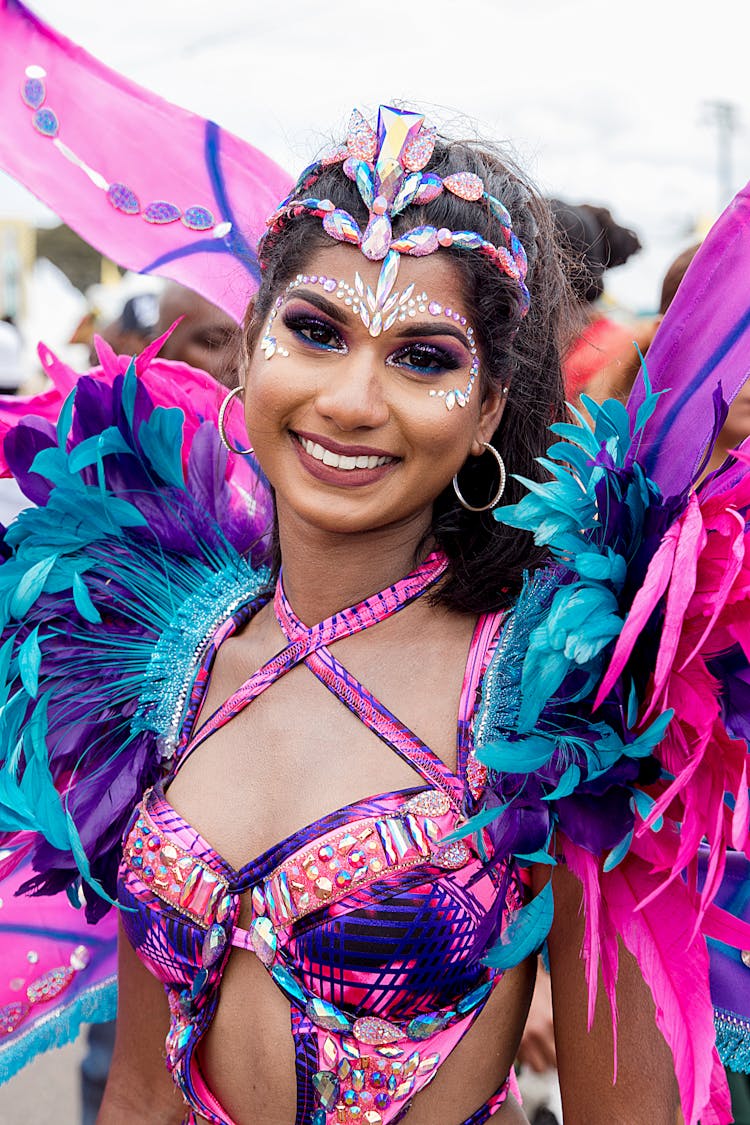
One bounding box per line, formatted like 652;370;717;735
0;341;272;923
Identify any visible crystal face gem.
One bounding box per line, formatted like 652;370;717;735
26;966;74;1004
353;1016;402;1045
143;201;182;224
306;997;351;1032
201;923;227;968
182;205;215;231
21;77;45;109
69;945;90;971
106;183;140;215
323;209;362;245
312;1069;340;1111
361;213;392;261
250;917;277;967
443;172;484;201
390;226;438;257
33;108;59;137
375;106;424;200
401;123;437;172
402;790;451;818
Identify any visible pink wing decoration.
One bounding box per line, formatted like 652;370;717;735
0;0;293;322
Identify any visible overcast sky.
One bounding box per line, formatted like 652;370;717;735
2;0;749;312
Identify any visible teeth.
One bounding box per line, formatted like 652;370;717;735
297;435;393;471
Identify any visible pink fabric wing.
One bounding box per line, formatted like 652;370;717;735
0;1;293;323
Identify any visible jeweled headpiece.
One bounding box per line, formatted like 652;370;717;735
265;106;530;316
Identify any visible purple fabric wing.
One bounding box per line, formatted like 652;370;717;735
0;0;293;322
627;181;750;497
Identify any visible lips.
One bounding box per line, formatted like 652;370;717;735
290;430;399;487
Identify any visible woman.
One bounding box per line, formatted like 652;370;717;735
0;18;748;1123
82;109;674;1124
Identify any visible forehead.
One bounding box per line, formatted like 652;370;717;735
288;243;471;316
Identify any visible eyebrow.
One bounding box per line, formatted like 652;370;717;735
287;288;473;348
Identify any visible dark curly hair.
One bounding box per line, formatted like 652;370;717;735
244;129;576;613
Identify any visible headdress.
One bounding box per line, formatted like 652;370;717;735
265;106;531;316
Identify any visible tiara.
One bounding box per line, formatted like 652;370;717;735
265;106;530;316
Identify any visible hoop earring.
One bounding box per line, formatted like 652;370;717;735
218;385;254;455
452;442;506;512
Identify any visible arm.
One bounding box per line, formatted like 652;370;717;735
97;919;186;1124
535;863;679;1125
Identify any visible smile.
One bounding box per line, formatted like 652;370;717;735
294;433;396;471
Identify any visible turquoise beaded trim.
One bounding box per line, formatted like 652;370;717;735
715;1007;750;1074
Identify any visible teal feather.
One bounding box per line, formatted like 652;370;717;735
137;407;186;487
18;626;41;697
604;827;634;871
482;881;554;969
72;572;101;624
9;555;58;618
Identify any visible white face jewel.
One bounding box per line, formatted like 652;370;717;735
261;250;480;410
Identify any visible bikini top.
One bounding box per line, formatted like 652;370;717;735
117;553;524;1125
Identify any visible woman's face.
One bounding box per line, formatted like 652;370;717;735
243;243;506;541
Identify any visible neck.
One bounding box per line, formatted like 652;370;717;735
275;503;436;625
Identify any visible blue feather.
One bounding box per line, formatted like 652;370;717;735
482;880;554;969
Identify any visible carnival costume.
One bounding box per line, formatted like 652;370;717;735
0;4;749;1124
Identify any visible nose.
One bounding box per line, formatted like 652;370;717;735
314;350;390;431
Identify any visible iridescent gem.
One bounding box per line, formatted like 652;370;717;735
349;850;367;868
21;77;45;109
394;1078;415;1100
27;966;74;1004
341;1038;361;1059
174;1021;194;1060
375;1045;402;1059
374;1094;391;1111
143;200;182;224
456;980;493;1014
353;1016;402;1045
402;790;451;817
179;864;201;908
0;1001;29;1035
250;917;277;967
314;877;333;900
160;844;178;862
390;226;438;257
69;945;90;971
414;174;443;204
432;841;472;869
351;1068;365;1092
355;162;376;209
322;209;362;246
360;213;392;261
443;172;484;201
742;950;750;969
191;968;209;999
306;996;351;1032
343;1089;359;1106
312;1069;340;1111
216;893;234;924
401;124;437;172
312;1112;327;1125
406;1011;450;1039
334;870;352;889
391;171;423;216
416;1052;440;1075
338;1057;352;1079
33;108;58;137
252;886;266;916
270;964;307;1006
318;844;335;861
27;951;39;965
323;1036;338;1066
369;859;383;874
201;923;227;968
182;205;215;231
403;1052;420;1077
445;392;456;412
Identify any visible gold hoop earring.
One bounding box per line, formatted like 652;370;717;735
218;385;254;455
452;442;506;512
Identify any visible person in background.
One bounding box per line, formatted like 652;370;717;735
155;283;240;387
549;200;643;400
0;315;24;395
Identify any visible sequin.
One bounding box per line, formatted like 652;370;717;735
33;108;59;137
353;1016;402;1045
143;201;182;224
182;205;215;231
0;1001;28;1035
312;1069;340;1110
443;172;484;201
26;966;74;1004
106;182;140;215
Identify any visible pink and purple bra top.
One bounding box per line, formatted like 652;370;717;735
118;553;525;1125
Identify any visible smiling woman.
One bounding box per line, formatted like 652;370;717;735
0;26;749;1125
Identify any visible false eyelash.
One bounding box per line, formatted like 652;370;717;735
281;310;347;352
